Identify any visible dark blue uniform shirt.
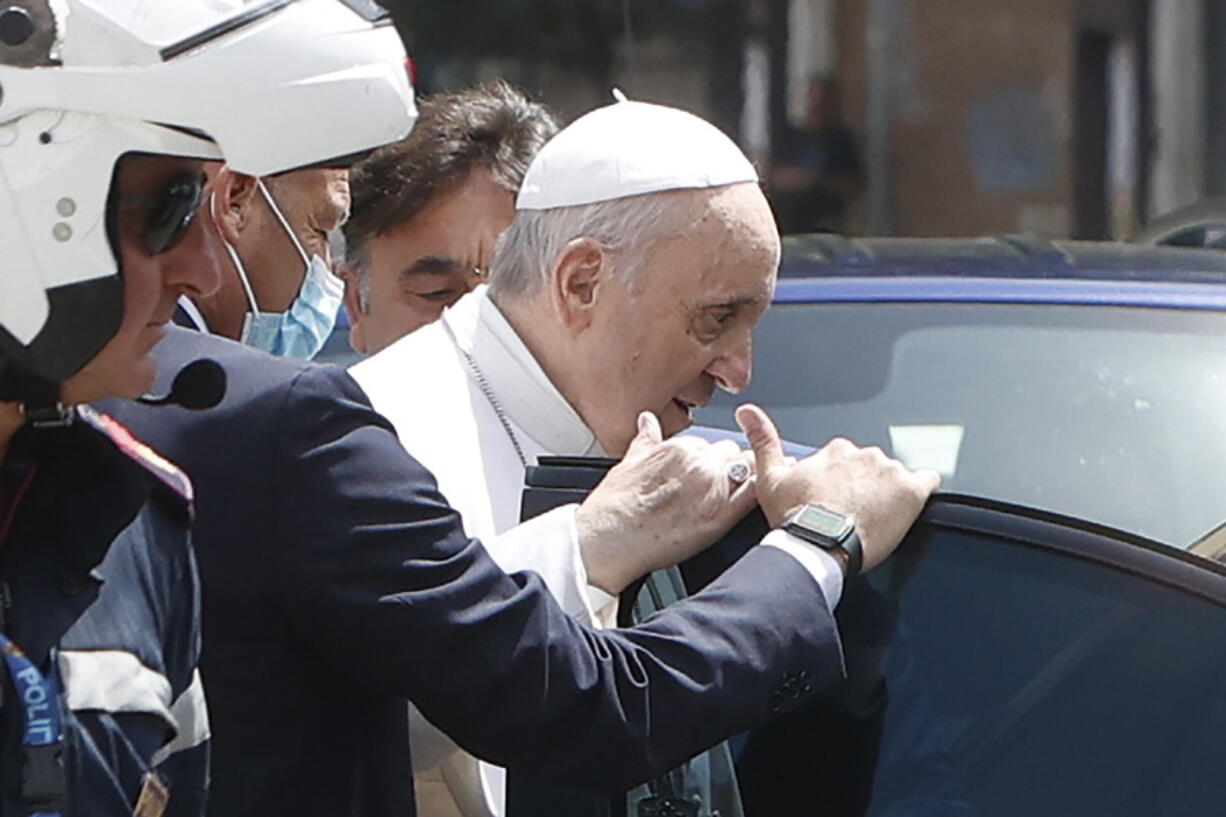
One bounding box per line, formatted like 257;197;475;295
0;408;207;817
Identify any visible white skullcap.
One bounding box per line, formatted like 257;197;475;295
516;100;759;211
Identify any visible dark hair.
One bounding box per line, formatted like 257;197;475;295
344;80;559;288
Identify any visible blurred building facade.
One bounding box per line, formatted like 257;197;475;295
829;0;1148;238
395;0;1222;239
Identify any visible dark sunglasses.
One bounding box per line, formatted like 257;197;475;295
143;172;206;255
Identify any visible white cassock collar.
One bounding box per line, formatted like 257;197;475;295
440;286;605;458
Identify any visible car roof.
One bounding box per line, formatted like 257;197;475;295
777;234;1226;311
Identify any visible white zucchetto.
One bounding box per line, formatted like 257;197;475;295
516;100;759;211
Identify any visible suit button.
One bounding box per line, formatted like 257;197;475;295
769;687;784;712
771;673;806;712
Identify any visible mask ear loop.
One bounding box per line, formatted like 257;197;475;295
256;178;312;266
212;191;262;315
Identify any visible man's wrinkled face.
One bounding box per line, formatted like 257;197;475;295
346;167;515;355
239;167;350;312
61;155;224;404
571;184;780;455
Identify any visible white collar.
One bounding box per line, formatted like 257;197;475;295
177;296;209;332
441;286;604;457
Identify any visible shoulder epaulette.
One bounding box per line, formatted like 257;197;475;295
76;405;195;514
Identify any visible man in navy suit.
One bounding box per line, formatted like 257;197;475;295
105;83;940;817
107;322;936;817
99;5;939;817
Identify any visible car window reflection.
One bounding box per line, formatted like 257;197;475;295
696;302;1226;548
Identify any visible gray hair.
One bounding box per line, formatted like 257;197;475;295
487;189;702;301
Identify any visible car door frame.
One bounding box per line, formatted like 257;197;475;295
511;467;1226;817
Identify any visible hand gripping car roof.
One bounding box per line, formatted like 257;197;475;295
0;0;416;390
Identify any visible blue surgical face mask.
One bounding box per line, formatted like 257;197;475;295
220;180;344;359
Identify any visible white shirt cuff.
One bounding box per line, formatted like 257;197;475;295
483;504;614;628
761;528;845;609
565;505;620;629
585;585;619;630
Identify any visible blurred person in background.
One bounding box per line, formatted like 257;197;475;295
342;80;558;355
175;165;349;360
770;76;865;234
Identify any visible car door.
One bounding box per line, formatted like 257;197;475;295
748;494;1226;817
512;463;1226;816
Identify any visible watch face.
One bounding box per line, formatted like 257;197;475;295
795;504;854;540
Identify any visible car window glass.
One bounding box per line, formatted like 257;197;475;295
519;464;1226;817
830;528;1226;817
615;510;1226;817
695;303;1226;546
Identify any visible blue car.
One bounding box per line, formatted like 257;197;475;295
674;234;1226;817
699;234;1226;547
329;235;1226;816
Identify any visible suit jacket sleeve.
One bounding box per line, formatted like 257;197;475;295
273;363;845;790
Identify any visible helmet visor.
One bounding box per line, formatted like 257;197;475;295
75;0;300;55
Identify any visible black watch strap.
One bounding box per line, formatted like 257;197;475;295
840;530;864;577
781;504;863;577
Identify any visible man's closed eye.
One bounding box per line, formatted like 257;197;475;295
415;288;462;303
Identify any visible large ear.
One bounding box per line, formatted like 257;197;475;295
550;236;607;336
207;165;261;246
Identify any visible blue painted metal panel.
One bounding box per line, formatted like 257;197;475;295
774;276;1226;311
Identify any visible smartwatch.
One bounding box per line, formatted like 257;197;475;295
781;504;863;577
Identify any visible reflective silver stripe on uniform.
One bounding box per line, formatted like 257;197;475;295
58;650;209;762
58;649;174;725
151;670;210;765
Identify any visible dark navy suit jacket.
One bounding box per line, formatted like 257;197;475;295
103;328;844;817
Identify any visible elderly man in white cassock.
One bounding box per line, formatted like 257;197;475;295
351;100;937;817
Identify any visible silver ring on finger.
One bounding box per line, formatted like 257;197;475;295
726;460;752;485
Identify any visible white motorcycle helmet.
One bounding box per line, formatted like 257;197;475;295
0;0;416;400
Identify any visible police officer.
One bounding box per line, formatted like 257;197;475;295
0;1;415;814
